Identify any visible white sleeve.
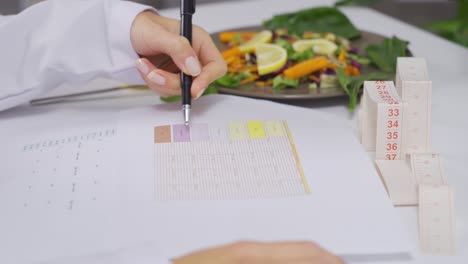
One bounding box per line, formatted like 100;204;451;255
0;0;151;111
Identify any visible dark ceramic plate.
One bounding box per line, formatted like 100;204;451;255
211;26;408;101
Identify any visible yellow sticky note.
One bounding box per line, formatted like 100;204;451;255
265;120;284;137
229;121;247;140
247;121;266;139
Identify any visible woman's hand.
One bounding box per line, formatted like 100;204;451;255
131;11;227;98
172;241;345;264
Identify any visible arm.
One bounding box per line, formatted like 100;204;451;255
0;0;149;111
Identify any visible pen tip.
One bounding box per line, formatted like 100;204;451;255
183;104;191;125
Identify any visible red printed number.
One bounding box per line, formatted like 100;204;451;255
386;143;398;151
386;154;397;160
386;131;399;140
387;120;399;128
387;109;400;117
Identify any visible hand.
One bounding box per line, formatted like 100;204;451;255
131;11;227;98
172;241;345;264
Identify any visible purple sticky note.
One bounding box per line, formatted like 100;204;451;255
190;124;209;142
172;124;191;142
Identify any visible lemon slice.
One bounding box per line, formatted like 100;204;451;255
292;39;337;56
255;44;287;76
238;30;273;53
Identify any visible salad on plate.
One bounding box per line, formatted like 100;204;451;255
213;7;410;111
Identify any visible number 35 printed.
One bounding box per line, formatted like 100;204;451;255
386;131;399;140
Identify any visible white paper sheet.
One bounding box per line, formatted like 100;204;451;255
113;95;411;259
0;120;133;264
0;95;412;263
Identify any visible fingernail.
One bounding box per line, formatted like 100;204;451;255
195;89;204;99
148;71;166;85
185;56;201;76
136;59;149;75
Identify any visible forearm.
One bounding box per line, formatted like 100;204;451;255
0;0;150;111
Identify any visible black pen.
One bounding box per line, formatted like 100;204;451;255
180;0;195;125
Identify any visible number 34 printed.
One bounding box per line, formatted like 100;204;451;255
387;120;399;128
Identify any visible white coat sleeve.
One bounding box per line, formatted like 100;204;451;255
0;0;150;111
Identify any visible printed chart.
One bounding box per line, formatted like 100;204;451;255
13;128;116;211
153;120;310;201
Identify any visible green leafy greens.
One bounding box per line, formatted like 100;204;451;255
425;0;468;48
159;84;219;103
274;38;295;57
272;76;299;90
348;53;371;65
454;21;468;47
337;68;388;111
365;36;409;73
263;7;361;39
215;71;252;88
160;95;181;103
215;75;241;87
335;0;383;7
290;49;315;62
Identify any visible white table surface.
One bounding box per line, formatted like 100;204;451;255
1;0;467;263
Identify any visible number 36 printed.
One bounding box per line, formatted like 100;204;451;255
386;143;398;151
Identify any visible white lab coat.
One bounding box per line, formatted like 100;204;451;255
0;1;172;263
0;0;148;112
